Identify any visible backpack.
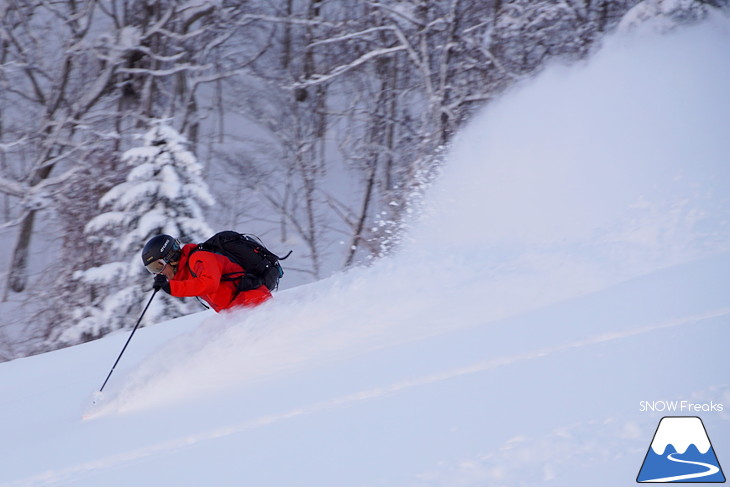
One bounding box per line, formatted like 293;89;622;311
189;231;292;292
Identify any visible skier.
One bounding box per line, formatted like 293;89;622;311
141;234;272;312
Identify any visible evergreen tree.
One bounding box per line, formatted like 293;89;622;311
55;123;215;345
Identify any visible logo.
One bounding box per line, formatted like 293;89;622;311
637;416;725;483
640;401;724;413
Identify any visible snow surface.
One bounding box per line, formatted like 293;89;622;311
2;18;730;487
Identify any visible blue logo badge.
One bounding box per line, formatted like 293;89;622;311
637;416;725;483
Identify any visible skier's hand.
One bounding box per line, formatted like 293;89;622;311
153;274;171;294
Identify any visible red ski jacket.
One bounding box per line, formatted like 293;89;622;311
169;244;271;312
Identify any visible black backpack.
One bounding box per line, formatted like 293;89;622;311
189;231;291;292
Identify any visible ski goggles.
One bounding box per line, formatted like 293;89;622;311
145;259;168;275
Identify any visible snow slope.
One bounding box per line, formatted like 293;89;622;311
2;18;730;487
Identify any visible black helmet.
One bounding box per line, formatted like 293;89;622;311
141;234;182;274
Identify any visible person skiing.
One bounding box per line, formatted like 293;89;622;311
141;234;272;312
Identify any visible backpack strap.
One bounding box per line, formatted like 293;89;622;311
182;247;211;310
185;245;202;278
186;244;259;293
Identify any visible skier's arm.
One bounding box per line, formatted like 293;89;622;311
169;253;221;297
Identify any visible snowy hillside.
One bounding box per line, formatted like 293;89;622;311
2;18;730;487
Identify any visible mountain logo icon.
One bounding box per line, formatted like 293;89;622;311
637;416;726;483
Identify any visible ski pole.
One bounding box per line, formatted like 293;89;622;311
97;289;158;393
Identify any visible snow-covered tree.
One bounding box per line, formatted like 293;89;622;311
5;0;694;358
54;123;215;346
618;0;727;31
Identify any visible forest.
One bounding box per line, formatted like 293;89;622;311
0;0;725;358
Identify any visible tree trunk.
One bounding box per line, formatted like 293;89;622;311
7;209;37;293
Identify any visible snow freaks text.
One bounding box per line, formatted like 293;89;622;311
639;401;724;413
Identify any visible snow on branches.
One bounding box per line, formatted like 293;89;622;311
57;123;215;345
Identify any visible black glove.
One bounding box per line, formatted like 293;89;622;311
237;274;262;292
153;274;171;294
